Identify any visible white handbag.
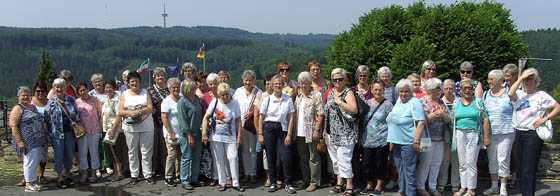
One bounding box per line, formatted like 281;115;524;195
536;119;553;142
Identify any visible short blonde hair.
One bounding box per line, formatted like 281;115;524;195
206;73;219;85
330;68;347;79
522;67;541;86
502;64;518;75
216;82;231;96
167;77;180;89
181;80;197;96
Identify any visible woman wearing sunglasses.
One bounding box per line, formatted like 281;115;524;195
455;61;483;98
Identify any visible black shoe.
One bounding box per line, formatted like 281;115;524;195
146;177;156;185
191;182;202;187
182;183;194;190
233;186;245;192
174;177;181;185
285;185;297;194
164;178;175;187
129;177;138;185
64;178;75;187
110;175;125;182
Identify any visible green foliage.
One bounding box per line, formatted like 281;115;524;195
35;52;57;89
326;1;528;82
521;28;560;92
0;26;333;97
552;84;560;144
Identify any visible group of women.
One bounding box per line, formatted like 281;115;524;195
9;60;560;196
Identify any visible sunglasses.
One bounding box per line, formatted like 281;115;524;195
332;78;344;83
426;67;436;71
460;70;472;74
279;68;290;72
358;74;368;78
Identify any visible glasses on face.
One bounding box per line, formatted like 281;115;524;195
35;89;45;93
427;67;436;71
332;78;344;83
358;74;368;78
279;68;290;72
462;86;473;90
461;70;472;74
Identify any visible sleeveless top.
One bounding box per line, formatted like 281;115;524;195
13;105;47;155
325;88;358;146
122;89;154;132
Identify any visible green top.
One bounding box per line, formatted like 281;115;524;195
454;98;485;131
177;96;204;136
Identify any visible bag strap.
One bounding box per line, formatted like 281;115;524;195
365;98;386;124
246;88;257;114
210;98;219;117
56;99;77;124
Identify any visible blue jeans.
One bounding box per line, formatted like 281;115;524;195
263;122;294;186
516;130;542;196
393;144;417;196
52;132;76;175
179;135;202;185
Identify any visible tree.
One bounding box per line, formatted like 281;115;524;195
36;52;57;89
552;84;560;143
325;1;528;82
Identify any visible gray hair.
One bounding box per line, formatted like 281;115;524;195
377;66;393;79
488;69;504;82
421;60;436;78
167;77;180;89
59;69;73;80
181;62;197;72
522;67;541;86
297;71;313;83
90;73;104;83
423;78;442;91
443;79;455;87
206;73;219;84
502;63;518;75
181;80;197;96
17;86;31;96
217;82;231;96
152;67;167;77
407;73;420;80
355;65;369;76
395;79;413;97
242;70;256;80
331;68;347;79
460;61;474;71
53;78;67;88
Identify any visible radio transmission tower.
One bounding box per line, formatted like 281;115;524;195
162;0;168;28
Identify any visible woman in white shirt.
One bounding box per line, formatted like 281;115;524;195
508;68;560;196
233;70;262;185
161;78;181;186
201;83;244;192
258;75;297;194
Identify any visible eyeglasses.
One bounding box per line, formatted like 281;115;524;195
461;86;473;90
279;68;290;72
460;70;472;74
358;74;368;78
332;78;344;83
426;68;436;71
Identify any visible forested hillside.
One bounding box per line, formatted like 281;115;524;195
521;28;560;92
0;26;333;97
0;26;558;98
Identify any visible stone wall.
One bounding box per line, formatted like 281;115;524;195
539;143;560;180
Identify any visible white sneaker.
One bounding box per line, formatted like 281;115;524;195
499;187;508;196
24;183;40;192
106;168;114;175
483;187;499;195
96;169;102;178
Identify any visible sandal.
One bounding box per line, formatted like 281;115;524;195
342;189;353;196
330;185;344;194
360;187;373;195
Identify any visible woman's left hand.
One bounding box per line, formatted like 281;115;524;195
532;116;547;129
412;142;421;153
237;139;242;148
483;137;491;149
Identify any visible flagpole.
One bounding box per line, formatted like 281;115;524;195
203;57;206;73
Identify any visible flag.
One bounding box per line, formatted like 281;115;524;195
196;43;205;60
136;58;150;75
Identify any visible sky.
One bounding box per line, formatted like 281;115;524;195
1;0;558;34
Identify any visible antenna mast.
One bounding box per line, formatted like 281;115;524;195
162;0;168;28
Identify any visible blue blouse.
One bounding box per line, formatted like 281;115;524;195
46;96;80;140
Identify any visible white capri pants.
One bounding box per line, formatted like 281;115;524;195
23;147;45;182
456;130;480;189
417;141;444;191
487;133;515;177
78;132;100;170
211;141;239;187
326;134;355;179
125;131;154;178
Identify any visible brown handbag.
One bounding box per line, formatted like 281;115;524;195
242;89;258;134
57;100;86;138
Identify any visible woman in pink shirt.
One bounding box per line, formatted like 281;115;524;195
75;82;103;184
